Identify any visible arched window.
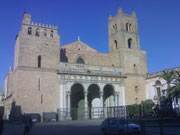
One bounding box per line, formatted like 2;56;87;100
38;55;41;68
76;57;85;64
126;23;129;31
36;28;40;37
44;29;47;37
129;24;132;31
156;80;161;86
128;38;133;48
113;24;117;31
114;40;118;50
155;80;162;98
50;30;53;38
28;27;32;35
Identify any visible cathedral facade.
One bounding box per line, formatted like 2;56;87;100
3;9;147;120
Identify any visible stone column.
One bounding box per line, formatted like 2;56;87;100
114;92;119;106
100;91;104;108
66;91;72;120
100;91;104;118
84;91;88;119
99;82;105;118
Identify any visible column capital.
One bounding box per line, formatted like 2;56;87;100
84;91;88;96
66;91;71;96
115;92;119;96
82;83;90;91
98;83;105;92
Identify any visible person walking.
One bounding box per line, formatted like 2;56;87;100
23;116;32;135
0;118;4;135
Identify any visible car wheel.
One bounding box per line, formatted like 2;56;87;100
102;129;107;135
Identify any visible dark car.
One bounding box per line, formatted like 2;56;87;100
101;118;140;135
24;113;41;123
43;112;58;122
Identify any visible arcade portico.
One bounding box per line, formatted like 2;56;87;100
58;62;126;120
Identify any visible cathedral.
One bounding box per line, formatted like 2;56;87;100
3;8;147;120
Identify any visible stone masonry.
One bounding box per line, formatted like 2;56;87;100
3;8;147;120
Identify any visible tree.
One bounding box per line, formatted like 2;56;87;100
166;71;180;104
141;99;154;115
160;70;174;89
160;70;180;106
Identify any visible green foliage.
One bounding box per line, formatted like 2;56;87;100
127;99;154;118
87;70;91;73
127;104;139;117
160;70;174;88
141;99;154;115
161;70;180;104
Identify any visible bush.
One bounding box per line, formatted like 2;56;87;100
141;99;154;116
126;99;154;118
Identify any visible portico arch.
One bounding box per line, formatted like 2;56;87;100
88;84;100;119
71;83;84;120
103;84;115;107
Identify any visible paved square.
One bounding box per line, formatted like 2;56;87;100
2;120;103;135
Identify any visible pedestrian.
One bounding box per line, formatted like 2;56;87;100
23;116;31;135
0;117;4;135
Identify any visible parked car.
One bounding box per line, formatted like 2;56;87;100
43;112;58;122
101;118;140;135
24;113;41;123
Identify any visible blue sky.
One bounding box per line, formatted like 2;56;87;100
0;0;180;89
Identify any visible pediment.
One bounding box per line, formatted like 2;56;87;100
61;40;98;53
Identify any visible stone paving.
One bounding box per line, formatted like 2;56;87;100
2;119;103;135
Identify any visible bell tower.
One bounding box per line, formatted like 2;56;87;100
108;8;140;53
108;9;148;105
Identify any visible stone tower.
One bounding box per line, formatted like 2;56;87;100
108;8;140;52
108;9;148;104
11;13;60;115
14;13;60;69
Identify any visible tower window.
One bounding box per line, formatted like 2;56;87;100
28;27;32;35
129;24;132;31
77;57;85;64
128;38;133;48
38;78;40;91
114;40;118;50
38;55;41;68
36;28;40;37
113;24;117;30
126;23;129;31
41;94;43;104
50;30;53;38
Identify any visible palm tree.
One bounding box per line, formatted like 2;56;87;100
159;70;174;109
160;70;174;89
167;71;180;105
161;70;180;107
